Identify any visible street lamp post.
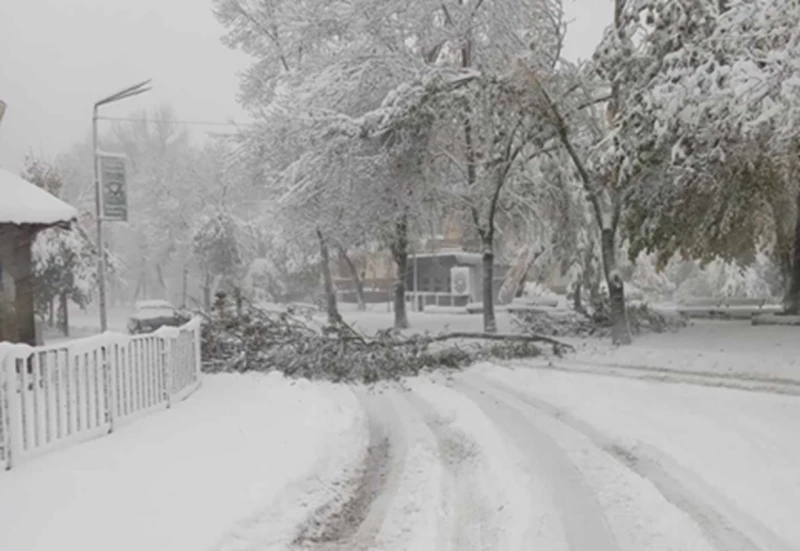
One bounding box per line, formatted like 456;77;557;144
93;80;151;332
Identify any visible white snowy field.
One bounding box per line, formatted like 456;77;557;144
1;363;799;551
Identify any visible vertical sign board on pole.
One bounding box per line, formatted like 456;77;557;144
99;154;128;222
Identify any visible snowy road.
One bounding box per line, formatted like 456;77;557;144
1;365;799;551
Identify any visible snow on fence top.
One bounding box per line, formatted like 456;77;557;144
0;318;203;470
0;168;77;226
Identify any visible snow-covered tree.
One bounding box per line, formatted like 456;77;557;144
520;69;636;340
517;0;751;343
620;0;800;312
22;156;109;335
192;210;256;309
418;0;565;333
109;106;202;304
216;0;573;331
243;234;322;305
32;227;97;335
426;73;560;331
214;0;426;328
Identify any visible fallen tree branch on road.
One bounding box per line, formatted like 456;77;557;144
416;331;572;349
201;295;571;382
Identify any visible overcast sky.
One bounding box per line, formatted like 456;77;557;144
0;0;610;174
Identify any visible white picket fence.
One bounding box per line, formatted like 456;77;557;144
0;317;202;470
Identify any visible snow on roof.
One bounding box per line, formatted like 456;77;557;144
413;251;484;265
135;299;175;309
0;167;77;226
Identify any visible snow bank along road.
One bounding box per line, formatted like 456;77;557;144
1;365;799;551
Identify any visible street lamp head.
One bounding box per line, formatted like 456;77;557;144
95;79;152;108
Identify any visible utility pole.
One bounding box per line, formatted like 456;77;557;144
93;80;151;332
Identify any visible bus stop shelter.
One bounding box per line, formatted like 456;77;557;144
0;168;77;344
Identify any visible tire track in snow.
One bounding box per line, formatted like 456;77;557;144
468;372;796;551
456;377;619;551
209;387;369;551
405;393;499;551
293;389;407;551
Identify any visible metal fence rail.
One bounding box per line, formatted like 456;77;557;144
0;317;202;470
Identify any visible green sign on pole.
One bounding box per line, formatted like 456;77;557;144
100;154;128;221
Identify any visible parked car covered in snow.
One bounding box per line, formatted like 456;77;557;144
127;300;190;334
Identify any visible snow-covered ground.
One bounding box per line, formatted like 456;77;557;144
0;373;364;551
11;307;798;550
2;361;799;550
566;319;800;383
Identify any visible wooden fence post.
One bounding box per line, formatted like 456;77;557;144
193;320;202;383
0;355;8;470
162;337;172;408
4;356;23;470
104;345;117;434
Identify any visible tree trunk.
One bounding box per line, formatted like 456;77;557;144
482;247;497;333
393;252;409;330
337;246;366;311
356;276;366;311
181;265;189;309
600;228;632;345
48;299;54;328
316;229;341;326
767;192;793;302
156;264;168;301
584;244;601;306
202;272;212;311
391;215;410;330
779;253;792;303
573;281;583;312
59;293;69;337
515;274;528;298
516;248;545;298
234;287;244;317
786;192;800;315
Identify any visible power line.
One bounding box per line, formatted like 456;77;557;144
97;116;253;127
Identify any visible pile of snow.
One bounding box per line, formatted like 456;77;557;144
0;168;77;226
0;372;363;551
568;320;800;382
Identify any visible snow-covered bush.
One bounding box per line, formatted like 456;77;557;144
512;299;688;338
624;253;676;302
672;256;775;300
522;281;559;299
